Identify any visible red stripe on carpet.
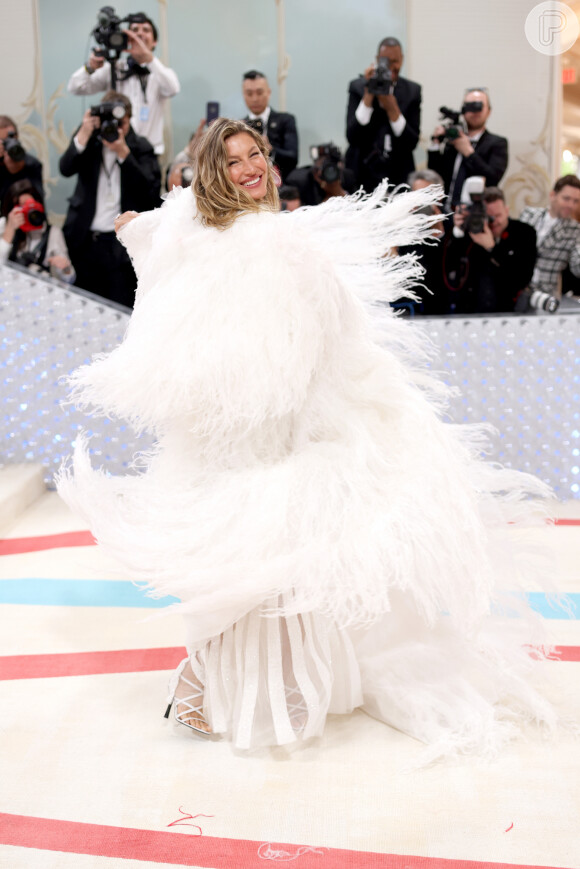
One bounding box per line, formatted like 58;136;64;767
0;647;187;680
550;645;580;662
0;813;569;869
2;645;579;681
0;530;96;555
1;518;577;557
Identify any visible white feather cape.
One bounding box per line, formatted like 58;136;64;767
56;185;566;755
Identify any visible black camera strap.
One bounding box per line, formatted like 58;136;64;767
10;227;50;271
99;152;122;207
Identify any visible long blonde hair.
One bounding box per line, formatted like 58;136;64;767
191;118;280;229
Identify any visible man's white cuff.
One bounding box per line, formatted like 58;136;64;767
355;101;373;126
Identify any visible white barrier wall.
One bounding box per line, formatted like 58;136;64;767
1;263;579;498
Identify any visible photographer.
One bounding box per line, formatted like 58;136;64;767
0;116;44;208
0;179;74;282
286;143;357;207
67;11;180;155
428;89;508;208
441;186;536;314
278;185;301;212
519;175;580;308
345;37;421;192
59;91;161;307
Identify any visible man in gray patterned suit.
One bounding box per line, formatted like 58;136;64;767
519;175;580;306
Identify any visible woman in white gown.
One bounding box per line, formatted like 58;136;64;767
58;118;562;758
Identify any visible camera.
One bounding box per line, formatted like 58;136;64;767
90;101;126;142
367;56;393;96
246;118;264;136
2;131;26;163
437;107;463;141
310;143;342;184
92;6;128;56
19;199;45;233
453;176;488;236
514;288;559;314
436;102;483;142
529;289;559;312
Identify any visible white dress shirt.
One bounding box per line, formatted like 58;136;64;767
354;99;407;137
68;56;180;154
73;135;124;232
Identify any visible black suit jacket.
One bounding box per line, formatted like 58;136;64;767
0;154;44;208
244;108;298;180
427;130;508;206
345;74;421;191
59;127;161;250
443;218;536;313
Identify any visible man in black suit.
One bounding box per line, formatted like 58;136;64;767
428;89;508;208
60;91;160;307
345;37;421;192
242;70;298;180
441;186;536;314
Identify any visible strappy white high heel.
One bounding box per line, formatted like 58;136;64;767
165;656;212;735
284;682;308;733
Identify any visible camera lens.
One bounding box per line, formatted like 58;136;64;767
109;31;125;50
28;209;44;228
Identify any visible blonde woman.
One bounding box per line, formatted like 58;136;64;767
59;119;562;758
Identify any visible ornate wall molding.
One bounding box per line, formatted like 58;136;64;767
276;0;290;110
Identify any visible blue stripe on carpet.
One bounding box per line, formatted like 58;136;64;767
0;580;578;617
0;579;179;608
526;592;578;619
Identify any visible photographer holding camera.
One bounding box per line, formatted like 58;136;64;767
345;37;421;192
0;179;75;282
428;89;508;209
286;143;357;207
0;116;44;209
519;175;580;310
67;10;180;156
441;185;536;314
59;91;161;307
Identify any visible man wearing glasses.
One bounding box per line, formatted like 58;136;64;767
428;89;508;209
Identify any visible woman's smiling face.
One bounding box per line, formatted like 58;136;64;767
226;133;268;201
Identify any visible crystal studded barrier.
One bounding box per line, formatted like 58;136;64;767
1;263;579;498
0;263;153;486
423;310;580;499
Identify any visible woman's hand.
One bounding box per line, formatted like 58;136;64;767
115;211;139;235
47;254;71;271
3;206;24;243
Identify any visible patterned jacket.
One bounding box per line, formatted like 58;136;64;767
519;206;580;293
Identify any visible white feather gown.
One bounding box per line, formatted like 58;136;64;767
57;184;564;756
